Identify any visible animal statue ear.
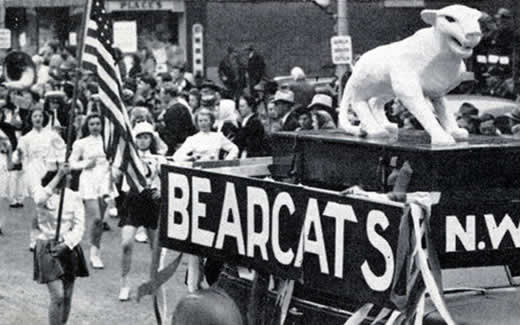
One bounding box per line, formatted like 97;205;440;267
421;9;437;25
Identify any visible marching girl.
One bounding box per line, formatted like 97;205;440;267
15;107;65;250
0;115;17;235
32;163;89;325
118;121;165;301
69;113;113;269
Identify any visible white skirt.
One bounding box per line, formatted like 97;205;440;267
78;163;112;200
0;155;8;198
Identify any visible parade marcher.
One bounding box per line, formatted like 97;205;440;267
3;91;26;208
0;112;17;235
118;122;165;301
16;107;66;250
43;91;68;138
69;114;114;269
235;95;266;158
33;163;89;325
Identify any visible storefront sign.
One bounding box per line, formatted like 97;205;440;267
0;29;11;49
330;35;352;65
160;165;404;306
113;21;137;53
107;0;185;12
69;32;77;46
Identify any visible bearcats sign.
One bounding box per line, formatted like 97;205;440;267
160;165;405;307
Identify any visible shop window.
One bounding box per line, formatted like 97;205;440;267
5;8;26;31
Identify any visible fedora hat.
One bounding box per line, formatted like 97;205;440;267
308;94;333;109
506;106;520;123
456;102;479;119
273;89;295;104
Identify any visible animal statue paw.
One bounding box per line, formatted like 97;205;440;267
383;123;399;134
450;127;469;139
362;125;389;138
430;130;456;145
341;124;366;137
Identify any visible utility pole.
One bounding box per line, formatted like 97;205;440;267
336;0;349;101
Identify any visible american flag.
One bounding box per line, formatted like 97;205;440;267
82;0;148;192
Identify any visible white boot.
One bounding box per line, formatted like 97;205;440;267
90;246;104;269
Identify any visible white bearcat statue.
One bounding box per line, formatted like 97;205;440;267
339;4;482;145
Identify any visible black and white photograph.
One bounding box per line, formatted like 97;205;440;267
1;0;520;324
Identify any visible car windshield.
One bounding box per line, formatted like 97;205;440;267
442;266;520;290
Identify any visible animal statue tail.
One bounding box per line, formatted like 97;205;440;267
338;81;364;136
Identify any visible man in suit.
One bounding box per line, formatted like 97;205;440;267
159;82;197;155
245;45;266;96
236;95;266;158
273;89;299;131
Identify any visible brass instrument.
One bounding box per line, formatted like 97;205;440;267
3;51;36;89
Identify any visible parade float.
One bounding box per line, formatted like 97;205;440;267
136;4;520;325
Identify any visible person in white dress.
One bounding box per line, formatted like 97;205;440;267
15;107;65;250
172;108;238;292
69;113;113;269
173;108;239;162
0;121;16;235
118;122;166;301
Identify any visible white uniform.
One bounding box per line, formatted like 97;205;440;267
69;135;112;200
172;131;239;162
16;128;64;198
0;153;8;198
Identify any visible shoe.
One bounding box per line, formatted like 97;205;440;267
29;240;36;252
102;221;111;232
9;203;23;208
119;287;130;301
0;228;3;235
90;254;104;269
135;229;148;243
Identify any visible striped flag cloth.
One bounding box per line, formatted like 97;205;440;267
82;0;148;192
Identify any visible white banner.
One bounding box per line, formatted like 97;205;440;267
113;21;138;53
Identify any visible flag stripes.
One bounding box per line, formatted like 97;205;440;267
82;0;147;192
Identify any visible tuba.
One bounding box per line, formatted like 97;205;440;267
3;51;36;89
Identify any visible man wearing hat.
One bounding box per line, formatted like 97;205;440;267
160;82;196;155
492;7;516;55
308;93;337;123
273;89;299;131
456;102;480;134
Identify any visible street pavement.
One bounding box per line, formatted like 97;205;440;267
0;199;189;325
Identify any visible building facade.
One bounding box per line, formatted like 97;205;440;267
0;0;517;78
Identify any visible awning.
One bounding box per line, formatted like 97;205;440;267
5;0;86;7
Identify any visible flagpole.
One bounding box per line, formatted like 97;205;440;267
55;0;93;242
